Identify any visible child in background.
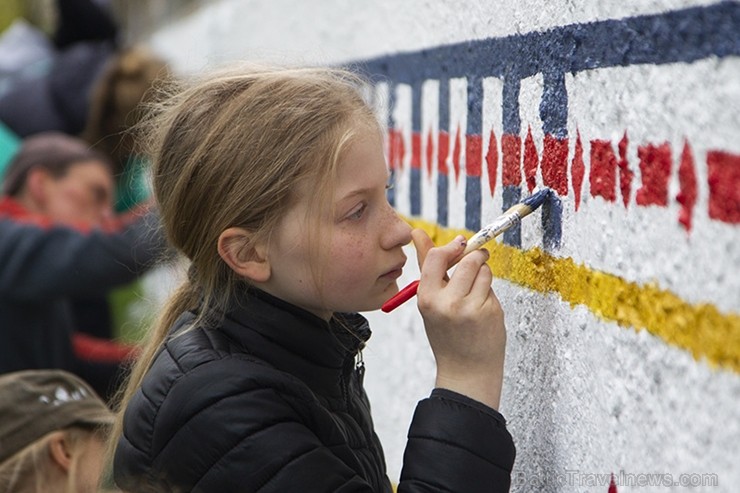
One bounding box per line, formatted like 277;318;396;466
112;65;515;492
0;132;165;401
0;369;115;493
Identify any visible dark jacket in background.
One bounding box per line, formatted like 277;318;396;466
0;197;163;377
0;0;118;138
0;40;114;138
114;288;515;492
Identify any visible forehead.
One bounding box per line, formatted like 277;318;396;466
333;128;387;193
62;159;114;183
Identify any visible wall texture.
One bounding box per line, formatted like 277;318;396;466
133;1;739;491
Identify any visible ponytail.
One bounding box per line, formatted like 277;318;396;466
105;274;200;476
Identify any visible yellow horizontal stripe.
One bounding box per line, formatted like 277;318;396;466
406;217;740;374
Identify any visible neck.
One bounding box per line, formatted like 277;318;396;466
11;466;66;493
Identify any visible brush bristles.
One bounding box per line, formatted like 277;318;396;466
521;187;552;211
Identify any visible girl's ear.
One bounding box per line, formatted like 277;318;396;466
47;431;72;472
218;227;271;283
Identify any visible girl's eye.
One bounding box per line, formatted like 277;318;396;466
347;203;367;221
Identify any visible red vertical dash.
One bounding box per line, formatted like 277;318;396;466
523;126;539;193
677;141;698;231
452;127;462;182
411;132;422;170
438;131;449;175
425;130;434;177
707;150;740;223
636;142;672;206
388;129;405;170
542;134;569;196
608;473;618;493
590;139;618;202
466;134;482;177
571;130;585;210
617;132;633;208
501;133;522;186
486;129;499;196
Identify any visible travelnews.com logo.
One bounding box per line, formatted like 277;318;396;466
513;470;719;488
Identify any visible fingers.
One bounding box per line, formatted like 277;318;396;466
446;248;490;298
418;234;467;290
469;261;494;304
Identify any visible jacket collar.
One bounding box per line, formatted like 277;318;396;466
0;195;104;232
0;196;53;228
215;288;371;399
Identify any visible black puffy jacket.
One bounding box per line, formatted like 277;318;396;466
114;288;515;492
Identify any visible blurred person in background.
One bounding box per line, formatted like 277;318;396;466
0;0;170;207
0;132;166;401
0;0;172;357
0;369;116;493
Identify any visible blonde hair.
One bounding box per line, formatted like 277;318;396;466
108;63;379;470
0;427;102;493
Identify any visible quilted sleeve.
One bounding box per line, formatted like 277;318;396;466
398;388;516;493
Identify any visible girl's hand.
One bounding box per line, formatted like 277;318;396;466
412;228;506;409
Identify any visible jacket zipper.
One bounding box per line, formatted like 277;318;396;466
354;349;365;386
340;349;365;412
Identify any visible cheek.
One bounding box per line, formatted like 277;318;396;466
50;186;87;216
325;235;372;285
75;442;106;492
44;192;75;221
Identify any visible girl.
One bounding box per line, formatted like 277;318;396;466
111;65;515;492
0;370;114;493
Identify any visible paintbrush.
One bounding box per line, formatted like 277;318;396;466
381;187;552;313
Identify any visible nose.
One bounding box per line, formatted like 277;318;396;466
96;204;115;227
380;202;412;250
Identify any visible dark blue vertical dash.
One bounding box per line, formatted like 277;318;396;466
466;76;483;133
410;82;423;216
437;173;449;227
541;194;562;250
502;185;521;247
387;82;397;128
410;168;422;216
465;179;481;231
502;76;523;247
502;76;521;136
387;83;397;207
540;70;566;249
540;69;568;139
387;169;396;206
439;78;450;130
466;76;483;232
411;81;423;132
437;78;450;227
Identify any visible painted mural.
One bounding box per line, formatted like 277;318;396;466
358;2;739;374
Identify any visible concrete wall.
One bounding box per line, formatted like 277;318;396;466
130;1;740;491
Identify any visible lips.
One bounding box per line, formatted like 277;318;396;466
381;267;403;280
380;258;407;280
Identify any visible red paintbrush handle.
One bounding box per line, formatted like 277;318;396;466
381;280;420;313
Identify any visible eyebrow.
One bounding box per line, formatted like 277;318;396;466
338;171;392;200
339;187;374;201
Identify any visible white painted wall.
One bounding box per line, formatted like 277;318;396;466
133;1;739;491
